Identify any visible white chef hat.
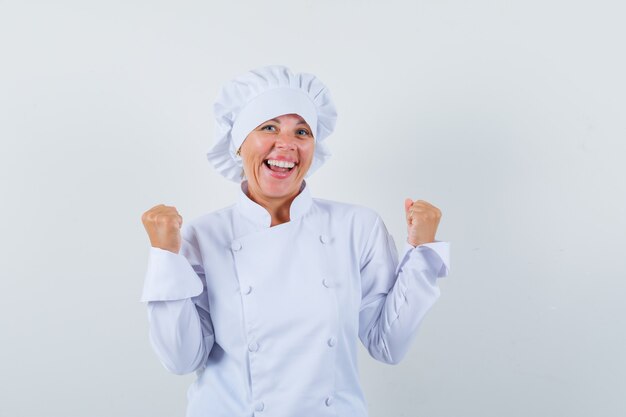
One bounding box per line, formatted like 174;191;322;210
207;65;338;182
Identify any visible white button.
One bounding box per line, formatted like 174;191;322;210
322;278;331;288
231;241;242;251
319;234;329;244
325;396;333;406
327;337;336;347
248;342;259;352
243;285;252;295
255;401;265;411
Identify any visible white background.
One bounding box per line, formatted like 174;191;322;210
1;0;625;416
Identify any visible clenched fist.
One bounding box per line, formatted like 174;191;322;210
141;204;183;254
404;198;442;247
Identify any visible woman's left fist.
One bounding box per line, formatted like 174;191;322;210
404;198;442;247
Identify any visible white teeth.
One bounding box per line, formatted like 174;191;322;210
267;159;295;168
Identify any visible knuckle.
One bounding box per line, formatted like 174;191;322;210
156;215;173;225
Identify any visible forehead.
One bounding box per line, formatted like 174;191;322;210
263;113;310;125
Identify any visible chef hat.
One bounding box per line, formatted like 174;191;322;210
207;65;338;182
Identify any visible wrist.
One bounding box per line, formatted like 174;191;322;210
407;237;434;247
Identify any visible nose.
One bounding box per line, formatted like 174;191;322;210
274;131;297;150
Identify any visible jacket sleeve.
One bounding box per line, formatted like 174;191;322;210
358;215;450;365
139;233;215;375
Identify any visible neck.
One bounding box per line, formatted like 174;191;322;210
246;182;303;227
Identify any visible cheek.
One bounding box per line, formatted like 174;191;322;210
301;143;315;167
241;153;263;174
241;137;272;168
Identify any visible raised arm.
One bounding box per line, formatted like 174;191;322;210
358;201;450;365
140;205;215;374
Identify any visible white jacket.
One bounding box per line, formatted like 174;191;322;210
141;180;450;417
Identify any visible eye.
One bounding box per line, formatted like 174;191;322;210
296;128;310;136
261;124;277;132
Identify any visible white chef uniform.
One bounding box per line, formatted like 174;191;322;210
140;179;450;417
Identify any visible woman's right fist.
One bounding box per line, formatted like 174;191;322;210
141;204;183;254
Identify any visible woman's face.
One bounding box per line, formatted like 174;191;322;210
239;113;315;201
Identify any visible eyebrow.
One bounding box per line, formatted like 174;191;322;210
268;118;309;126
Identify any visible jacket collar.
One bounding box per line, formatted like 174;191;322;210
236;180;313;228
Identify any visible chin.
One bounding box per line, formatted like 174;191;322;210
259;180;300;199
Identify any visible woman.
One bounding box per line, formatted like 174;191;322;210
140;65;450;417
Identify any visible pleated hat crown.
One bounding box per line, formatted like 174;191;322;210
207;65;338;182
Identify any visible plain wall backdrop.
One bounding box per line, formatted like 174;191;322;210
1;0;625;416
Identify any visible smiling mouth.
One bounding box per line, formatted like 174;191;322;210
263;159;297;173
